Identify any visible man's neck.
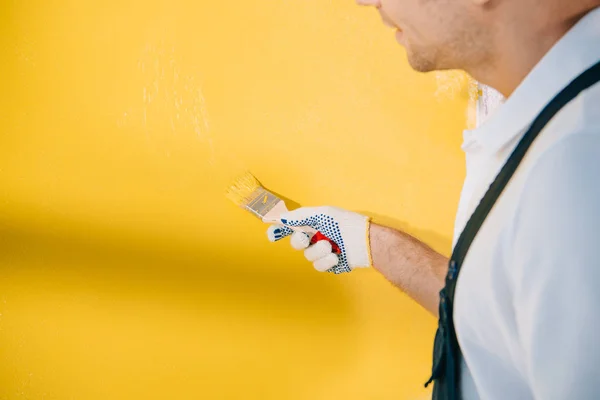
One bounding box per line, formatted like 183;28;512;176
469;4;598;98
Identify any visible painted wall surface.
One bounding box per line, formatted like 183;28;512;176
0;1;472;399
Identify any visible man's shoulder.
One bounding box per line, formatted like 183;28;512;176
525;128;600;188
512;128;600;234
573;80;600;129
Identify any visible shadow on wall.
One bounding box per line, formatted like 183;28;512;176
0;219;355;321
361;211;453;257
0;207;451;320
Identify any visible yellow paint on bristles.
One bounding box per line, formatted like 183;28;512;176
225;171;262;207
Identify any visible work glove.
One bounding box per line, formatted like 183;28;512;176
266;206;373;274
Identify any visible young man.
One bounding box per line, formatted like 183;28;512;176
268;0;600;399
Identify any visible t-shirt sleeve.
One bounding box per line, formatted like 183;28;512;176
510;132;600;399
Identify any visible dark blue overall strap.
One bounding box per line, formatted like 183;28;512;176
427;59;600;400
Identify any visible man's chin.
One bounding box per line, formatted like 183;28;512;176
405;50;439;73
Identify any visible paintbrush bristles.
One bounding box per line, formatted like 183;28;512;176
225;171;262;206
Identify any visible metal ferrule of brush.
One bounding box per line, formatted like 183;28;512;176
246;188;281;220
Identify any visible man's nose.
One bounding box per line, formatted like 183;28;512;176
356;0;382;7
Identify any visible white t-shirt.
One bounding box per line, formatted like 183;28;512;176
453;7;600;400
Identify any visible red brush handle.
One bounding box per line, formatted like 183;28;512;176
309;231;342;255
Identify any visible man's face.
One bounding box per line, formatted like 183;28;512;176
357;0;490;73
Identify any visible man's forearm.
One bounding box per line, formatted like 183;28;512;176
369;223;449;316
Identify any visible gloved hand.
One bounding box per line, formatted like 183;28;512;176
266;206;373;274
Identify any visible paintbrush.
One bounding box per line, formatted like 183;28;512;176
226;172;341;254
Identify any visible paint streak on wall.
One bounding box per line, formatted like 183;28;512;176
434;70;481;129
118;42;215;164
0;1;470;399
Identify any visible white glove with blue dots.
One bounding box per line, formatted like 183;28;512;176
266;206;373;274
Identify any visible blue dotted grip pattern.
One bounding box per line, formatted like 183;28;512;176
281;214;350;274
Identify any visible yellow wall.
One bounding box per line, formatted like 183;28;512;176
0;1;472;399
